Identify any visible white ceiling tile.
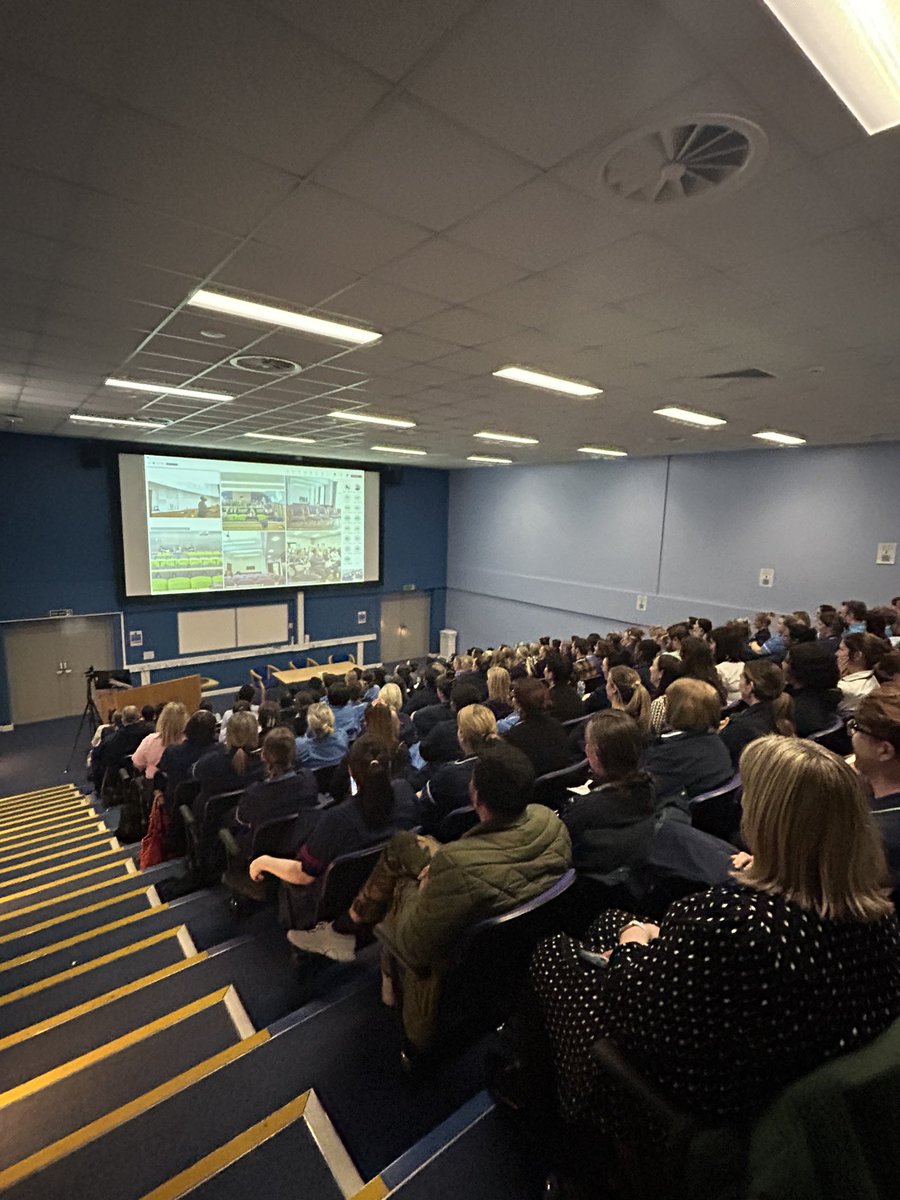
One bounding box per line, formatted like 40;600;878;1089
406;306;524;347
211;240;359;309
449;176;641;271
55;249;198;308
407;0;708;167
260;0;481;83
658;0;777;58
376;330;459;363
551;232;708;303
470;273;595;328
255;182;432;274
375;237;527;303
321;278;450;329
313;95;536;231
815;138;900;224
0;59;103;181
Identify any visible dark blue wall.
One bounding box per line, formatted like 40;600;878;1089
0;433;448;722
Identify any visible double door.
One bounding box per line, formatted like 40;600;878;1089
3;616;120;724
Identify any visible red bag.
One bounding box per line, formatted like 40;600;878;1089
140;791;170;869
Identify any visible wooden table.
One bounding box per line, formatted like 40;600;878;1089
269;661;355;686
94;674;203;719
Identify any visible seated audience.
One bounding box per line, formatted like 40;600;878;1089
531;735;900;1131
485;665;514;722
132;701;188;780
378;681;415;744
605;666;651;733
816;608;844;656
719;661;795;767
257;700;280;738
850;687;900;889
837;633;888;715
666;623;689;658
688;616;712;640
193;710;264;807
749;610;774;650
328;683;365;739
633;638;660;689
640;679;732;801
417;681;482;768
291;743;571;1052
419;703;499;834
783;642;842;736
710;625;746;705
219;684;259;742
141;704;157;726
876;651;900;686
680;635;727;703
361;667;385;702
647;654;685;733
840;599;869;634
249;735;419;932
411;673;454;739
158;709;219;808
295;701;349;770
403;666;439;716
92;704;155;787
564;711;661;877
232;726;318;857
543;652;584;723
505;677;575;777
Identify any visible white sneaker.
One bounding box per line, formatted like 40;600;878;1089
286;922;356;962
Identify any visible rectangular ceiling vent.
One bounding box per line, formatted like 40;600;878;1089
702;367;776;380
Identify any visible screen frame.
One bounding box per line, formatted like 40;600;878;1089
104;439;388;606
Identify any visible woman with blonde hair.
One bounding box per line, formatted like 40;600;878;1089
132;701;187;780
295;700;349;770
606;666;651;733
485;665;513;721
378;681;415;744
531;734;900;1133
193;709;263;802
640;678;733;801
420;703;500;834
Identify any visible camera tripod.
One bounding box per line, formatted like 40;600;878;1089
64;668;103;775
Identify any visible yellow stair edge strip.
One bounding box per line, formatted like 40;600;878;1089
0;811;102;840
0;861;131;908
0;830;113;868
0;815;103;847
0;868;141;925
0;901;168;975
0;951;206;1053
0;925;188;1010
0;786;80;805
138;1089;311;1200
0;822;106;857
0;988;236;1111
0;799;92;825
0;1029;271;1191
0;885;155;947
0;845;121;885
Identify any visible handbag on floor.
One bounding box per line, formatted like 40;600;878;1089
140;790;170;869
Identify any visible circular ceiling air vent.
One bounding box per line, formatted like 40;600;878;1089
598;115;767;205
228;355;301;376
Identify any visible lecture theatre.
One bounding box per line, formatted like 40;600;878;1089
1;3;899;1197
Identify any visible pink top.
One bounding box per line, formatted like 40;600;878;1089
132;731;184;779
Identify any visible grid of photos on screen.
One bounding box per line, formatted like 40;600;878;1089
145;465;225;594
286;474;343;584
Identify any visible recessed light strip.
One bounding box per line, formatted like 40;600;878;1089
69;414;169;430
474;431;539;445
654;406;727;428
762;0;900;135
187;289;382;345
468;454;513;465
105;378;233;401
328;411;416;429
371;445;428;456
753;430;806;446
577;446;628;458
243;432;316;445
493;365;602;397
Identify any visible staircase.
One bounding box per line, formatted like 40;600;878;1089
0;785;528;1198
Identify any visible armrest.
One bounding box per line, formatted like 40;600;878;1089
179;805;195;829
218;827;240;857
590;1039;694;1139
373;922;431;980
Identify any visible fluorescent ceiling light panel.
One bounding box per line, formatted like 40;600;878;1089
187;288;382;345
371;444;428;456
763;0;900;134
753;430;807;446
577;445;628;457
474;431;539;445
493;365;602;397
243;432;316;445
468;454;513;465
69;414;169;430
105;377;233;401
654;406;727;428
328;411;416;428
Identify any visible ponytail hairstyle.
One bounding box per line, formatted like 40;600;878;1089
585;710;654;808
457;703;499;756
742;660;795;736
226;710;259;775
348;735;395;829
306;701;336;739
363;702;399;748
608;666;651;732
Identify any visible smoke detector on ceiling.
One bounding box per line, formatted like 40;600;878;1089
228;355;301;376
598;114;767;205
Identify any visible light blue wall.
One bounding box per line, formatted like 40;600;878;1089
445;443;900;649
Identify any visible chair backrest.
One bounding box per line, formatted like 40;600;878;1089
315;840;388;923
688;771;742;808
688;772;743;844
562;714;591;730
807;715;845;743
200;787;244;830
533;758;591;809
436;805;479;842
251;811;311;859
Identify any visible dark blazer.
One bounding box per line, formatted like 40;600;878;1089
96;720;154;771
718;702;780;768
548;684;585;723
563;776;659;877
789;687;841;738
504;713;574;778
641;731;734;801
412;701;454;738
871;792;900;890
